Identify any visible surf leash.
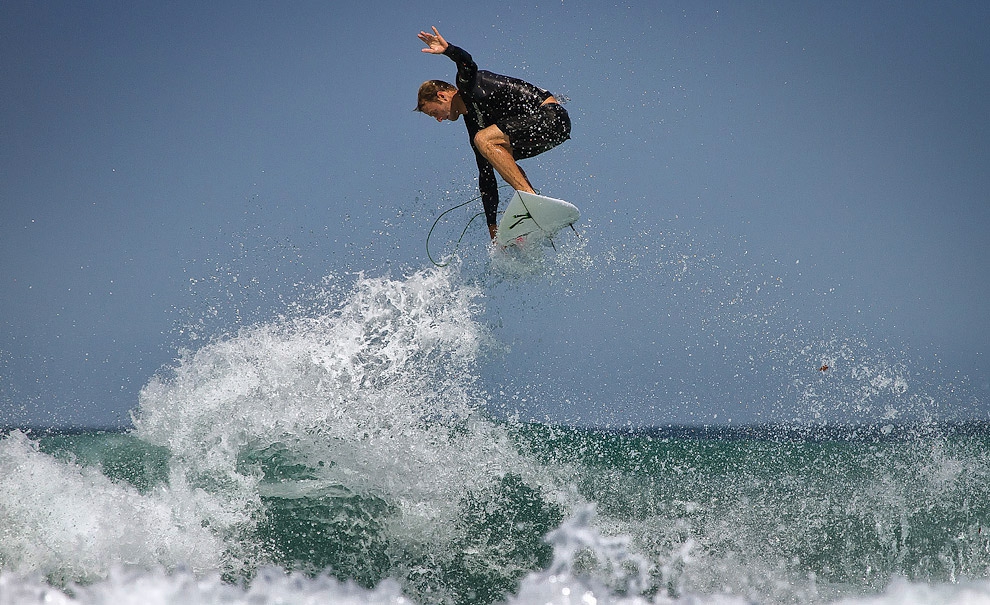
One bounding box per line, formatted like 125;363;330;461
425;185;510;267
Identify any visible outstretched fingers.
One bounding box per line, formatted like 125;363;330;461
418;26;447;54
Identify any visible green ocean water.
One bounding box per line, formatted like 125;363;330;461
8;421;987;605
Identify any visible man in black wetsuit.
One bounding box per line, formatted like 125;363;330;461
416;26;571;241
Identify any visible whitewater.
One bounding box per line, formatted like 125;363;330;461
2;233;990;605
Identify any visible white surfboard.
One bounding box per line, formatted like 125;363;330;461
495;191;580;247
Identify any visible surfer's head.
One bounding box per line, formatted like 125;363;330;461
415;80;459;122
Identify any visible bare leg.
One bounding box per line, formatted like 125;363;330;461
473;125;534;193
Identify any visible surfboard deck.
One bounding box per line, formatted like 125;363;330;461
495;191;580;247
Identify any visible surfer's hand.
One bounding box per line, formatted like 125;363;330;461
418;26;448;54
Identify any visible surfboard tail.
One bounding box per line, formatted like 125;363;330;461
496;191;580;247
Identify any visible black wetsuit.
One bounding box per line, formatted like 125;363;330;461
443;44;571;226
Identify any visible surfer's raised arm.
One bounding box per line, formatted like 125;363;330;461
417;27;448;54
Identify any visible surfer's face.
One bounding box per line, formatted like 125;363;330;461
421;91;457;122
420;101;448;122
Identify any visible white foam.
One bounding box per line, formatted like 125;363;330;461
0;430;223;584
4;504;990;604
0;567;411;605
128;267;549;569
829;578;990;605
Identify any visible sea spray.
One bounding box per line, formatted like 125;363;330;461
3;248;990;604
0;267;570;603
128;266;566;600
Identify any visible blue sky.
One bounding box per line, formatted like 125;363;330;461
2;1;988;427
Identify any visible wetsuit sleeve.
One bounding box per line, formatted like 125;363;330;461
444;45;498;226
445;45;498;225
442;44;478;90
474;146;500;226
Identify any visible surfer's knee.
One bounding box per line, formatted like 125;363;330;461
472;129;492;152
473;126;510;155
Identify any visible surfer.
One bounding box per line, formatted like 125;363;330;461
416;26;571;240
